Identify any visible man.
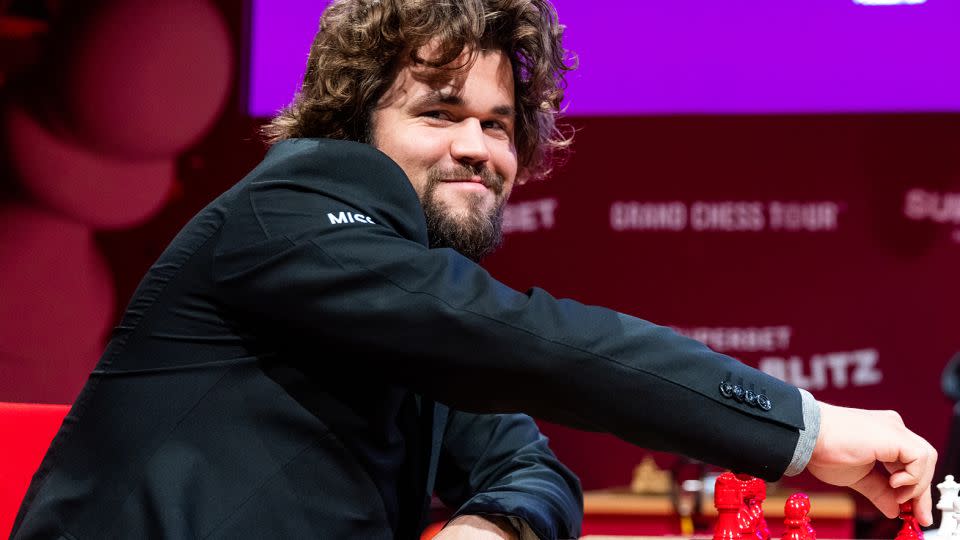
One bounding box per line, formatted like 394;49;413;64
13;1;936;539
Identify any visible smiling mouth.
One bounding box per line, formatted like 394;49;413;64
441;177;488;189
442;176;484;183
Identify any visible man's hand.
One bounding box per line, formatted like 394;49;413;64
432;515;519;540
806;402;937;525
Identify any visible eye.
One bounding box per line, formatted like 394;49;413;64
481;120;507;131
420;110;452;122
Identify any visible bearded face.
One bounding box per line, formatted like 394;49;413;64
369;49;519;261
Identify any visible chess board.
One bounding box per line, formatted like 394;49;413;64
582;488;855;538
581;471;960;540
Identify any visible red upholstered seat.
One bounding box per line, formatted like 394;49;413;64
0;402;69;538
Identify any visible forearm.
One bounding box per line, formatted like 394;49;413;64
438;515;543;540
436;515;521;540
436;412;582;540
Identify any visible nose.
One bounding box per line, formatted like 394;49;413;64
449;118;490;168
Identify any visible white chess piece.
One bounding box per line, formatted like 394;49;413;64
951;497;960;539
938;475;960;538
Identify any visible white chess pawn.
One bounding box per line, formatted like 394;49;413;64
939;475;960;538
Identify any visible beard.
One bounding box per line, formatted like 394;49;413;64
420;165;506;262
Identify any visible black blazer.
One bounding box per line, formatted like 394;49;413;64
12;139;804;539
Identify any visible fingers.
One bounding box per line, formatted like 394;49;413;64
886;433;937;525
889;484;933;526
898;436;937;492
841;468;933;525
809;402;937;525
850;468;901;519
889;464;932;498
915;485;934;526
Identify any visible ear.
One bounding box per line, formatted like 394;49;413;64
515;168;531;186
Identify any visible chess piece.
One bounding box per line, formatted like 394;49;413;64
782;493;811;540
897;501;925;540
749;477;771;540
805;514;816;540
938;475;960;537
737;474;759;540
715;472;744;540
952;498;960;539
631;455;672;494
737;475;769;540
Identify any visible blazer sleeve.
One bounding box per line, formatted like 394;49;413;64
434;411;582;540
212;139;804;480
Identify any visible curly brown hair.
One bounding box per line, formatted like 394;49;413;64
263;0;575;180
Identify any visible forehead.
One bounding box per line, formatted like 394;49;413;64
380;48;516;110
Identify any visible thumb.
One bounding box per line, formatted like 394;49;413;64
849;468;901;519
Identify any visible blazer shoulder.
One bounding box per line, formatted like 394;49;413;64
222;139;429;247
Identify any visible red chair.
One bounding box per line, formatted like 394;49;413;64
0;402;69;538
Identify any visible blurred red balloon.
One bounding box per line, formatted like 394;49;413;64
3;102;175;229
0;204;115;374
51;0;233;158
0;344;102;404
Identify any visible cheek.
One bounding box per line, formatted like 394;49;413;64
390;135;449;197
374;128;432;178
501;179;517;202
394;130;446;167
493;144;519;188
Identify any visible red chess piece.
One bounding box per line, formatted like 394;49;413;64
783;493;811;540
749;477;771;540
735;474;768;540
715;472;745;540
805;512;817;540
736;474;759;540
896;502;925;540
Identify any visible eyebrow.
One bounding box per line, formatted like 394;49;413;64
410;91;515;119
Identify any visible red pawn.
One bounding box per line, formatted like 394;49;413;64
715;472;744;540
749;477;771;540
736;474;758;540
896;502;925;540
736;474;768;540
782;493;811;540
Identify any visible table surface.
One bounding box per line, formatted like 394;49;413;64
583;489;856;518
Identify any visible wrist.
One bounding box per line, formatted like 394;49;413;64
446;514;520;540
483;515;521;539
